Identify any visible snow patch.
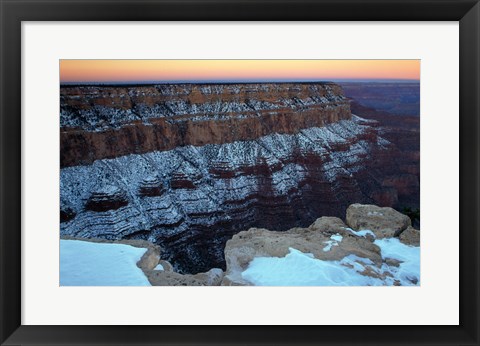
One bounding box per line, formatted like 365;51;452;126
322;233;343;252
60;240;151;286
331;234;343;242
242;239;420;286
154;263;164;271
374;238;420;285
242;248;377;286
344;227;376;239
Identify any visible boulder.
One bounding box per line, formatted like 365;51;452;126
346;203;411;238
399;226;420;246
136;245;161;271
309;216;347;234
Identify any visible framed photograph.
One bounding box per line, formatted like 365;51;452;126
1;0;479;345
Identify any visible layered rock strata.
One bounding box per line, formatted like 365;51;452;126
61;83;350;167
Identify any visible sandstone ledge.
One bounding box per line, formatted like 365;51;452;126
60;236;224;286
61;204;419;286
223;204;419;286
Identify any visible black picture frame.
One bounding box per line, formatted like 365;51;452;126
1;0;479;345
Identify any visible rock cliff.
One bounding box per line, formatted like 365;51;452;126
349;100;420;211
60;83;350;167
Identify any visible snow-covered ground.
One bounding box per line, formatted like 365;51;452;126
60;235;419;287
242;237;420;286
60;240;151;286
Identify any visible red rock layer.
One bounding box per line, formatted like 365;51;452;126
60;83;351;167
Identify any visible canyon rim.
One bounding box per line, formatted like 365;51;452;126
59;60;420;286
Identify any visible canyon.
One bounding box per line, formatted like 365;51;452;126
60;82;420;274
339;82;420;116
60;83;351;166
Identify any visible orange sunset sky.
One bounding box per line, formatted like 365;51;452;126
60;60;420;83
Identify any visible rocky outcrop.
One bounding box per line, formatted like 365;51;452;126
222;217;382;285
399;226;420;246
60;83;351;167
345;204;411;238
222;203;420;286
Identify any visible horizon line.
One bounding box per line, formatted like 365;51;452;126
60;78;420;86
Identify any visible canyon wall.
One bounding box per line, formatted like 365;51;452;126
60;83;419;274
61;83;350;167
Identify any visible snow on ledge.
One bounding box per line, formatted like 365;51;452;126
322;233;343;252
60;239;151;286
241;239;419;286
344;227;376;239
154;263;164;271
